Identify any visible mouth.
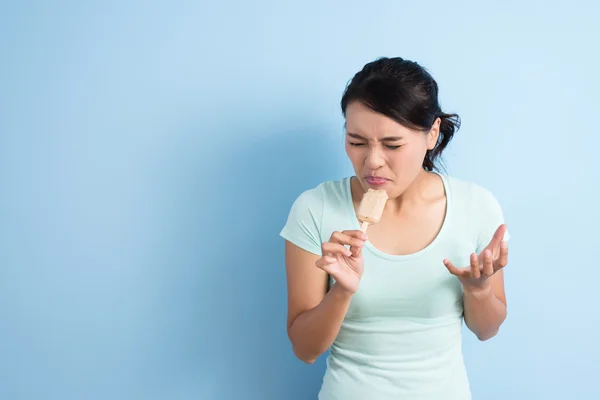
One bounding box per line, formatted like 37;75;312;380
364;176;389;185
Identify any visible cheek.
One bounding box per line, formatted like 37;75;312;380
345;145;363;164
390;145;427;170
344;143;352;161
408;140;429;161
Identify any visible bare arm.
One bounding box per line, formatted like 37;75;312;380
285;230;366;363
285;241;351;363
463;270;507;341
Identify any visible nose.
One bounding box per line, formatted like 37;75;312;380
365;145;386;170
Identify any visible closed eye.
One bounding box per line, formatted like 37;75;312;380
348;142;402;150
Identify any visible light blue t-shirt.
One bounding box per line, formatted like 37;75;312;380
280;173;509;400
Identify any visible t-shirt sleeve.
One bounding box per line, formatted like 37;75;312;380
279;187;324;256
476;187;510;254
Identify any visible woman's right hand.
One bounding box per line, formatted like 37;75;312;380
315;230;367;295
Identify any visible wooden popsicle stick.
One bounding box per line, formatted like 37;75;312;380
360;221;369;233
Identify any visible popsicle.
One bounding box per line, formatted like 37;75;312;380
357;188;388;232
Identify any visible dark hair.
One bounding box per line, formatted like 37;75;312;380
341;57;460;172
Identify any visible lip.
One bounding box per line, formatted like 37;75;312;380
365;176;389;185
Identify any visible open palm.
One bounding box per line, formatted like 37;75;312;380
443;224;509;290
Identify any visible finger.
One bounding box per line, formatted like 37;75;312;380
491;242;501;260
486;224;507;251
482;249;494;277
330;231;366;258
341;230;369;241
494;241;509;270
315;255;337;269
470;252;481;279
349;238;367;257
322;242;352;257
349;243;364;257
315;259;337;275
443;259;469;278
330;231;367;249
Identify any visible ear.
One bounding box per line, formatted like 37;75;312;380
426;117;441;150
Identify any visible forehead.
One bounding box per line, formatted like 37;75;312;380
344;101;414;139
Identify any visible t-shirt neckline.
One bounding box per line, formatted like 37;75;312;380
343;172;452;262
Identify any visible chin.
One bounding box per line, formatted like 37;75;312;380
385;182;410;198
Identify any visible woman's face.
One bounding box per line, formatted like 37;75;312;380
344;101;440;198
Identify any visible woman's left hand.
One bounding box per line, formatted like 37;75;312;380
443;224;509;292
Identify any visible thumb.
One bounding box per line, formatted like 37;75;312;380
443;259;466;278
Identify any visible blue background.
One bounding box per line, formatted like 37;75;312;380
1;1;598;399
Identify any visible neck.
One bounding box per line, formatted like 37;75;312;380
388;169;431;212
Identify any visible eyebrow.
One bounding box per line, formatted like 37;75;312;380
347;132;404;141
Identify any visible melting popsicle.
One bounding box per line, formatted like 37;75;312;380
356;188;388;232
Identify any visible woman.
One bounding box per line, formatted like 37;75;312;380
280;57;510;399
